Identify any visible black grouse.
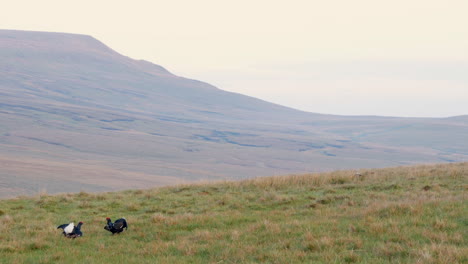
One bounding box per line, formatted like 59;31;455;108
104;217;128;234
57;221;83;238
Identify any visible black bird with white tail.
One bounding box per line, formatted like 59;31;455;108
57;222;83;238
104;217;128;234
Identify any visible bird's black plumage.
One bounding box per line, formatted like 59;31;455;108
104;217;128;234
57;221;84;238
72;222;83;238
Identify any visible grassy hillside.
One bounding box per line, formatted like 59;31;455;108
0;162;466;263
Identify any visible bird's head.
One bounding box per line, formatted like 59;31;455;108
106;217;110;220
79;221;83;225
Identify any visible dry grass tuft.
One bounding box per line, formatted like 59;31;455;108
376;242;410;259
126;203;140;212
78;201;93;209
0;214;14;225
77;191;90;198
415;243;467;264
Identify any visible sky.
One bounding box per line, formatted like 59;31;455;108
1;0;467;117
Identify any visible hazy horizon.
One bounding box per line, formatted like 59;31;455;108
2;0;467;117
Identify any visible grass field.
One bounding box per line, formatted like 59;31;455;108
0;162;466;263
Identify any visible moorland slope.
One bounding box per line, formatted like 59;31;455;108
1;29;468;197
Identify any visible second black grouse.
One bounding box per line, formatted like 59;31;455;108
104;217;128;234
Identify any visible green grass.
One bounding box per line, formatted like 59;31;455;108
0;163;467;263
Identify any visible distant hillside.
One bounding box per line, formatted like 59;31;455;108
1;29;468;198
0;162;466;263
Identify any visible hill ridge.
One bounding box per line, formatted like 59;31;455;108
1;29;467;198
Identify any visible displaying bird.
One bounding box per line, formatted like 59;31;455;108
57;221;84;238
57;222;74;236
104;217;128;234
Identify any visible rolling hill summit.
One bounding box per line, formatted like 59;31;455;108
1;29;467;197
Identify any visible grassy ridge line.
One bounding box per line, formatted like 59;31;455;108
0;162;467;263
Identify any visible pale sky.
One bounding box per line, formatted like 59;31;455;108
2;0;467;117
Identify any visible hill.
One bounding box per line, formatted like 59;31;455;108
1;29;468;198
0;162;466;263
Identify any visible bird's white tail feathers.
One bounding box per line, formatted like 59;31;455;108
64;223;74;234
